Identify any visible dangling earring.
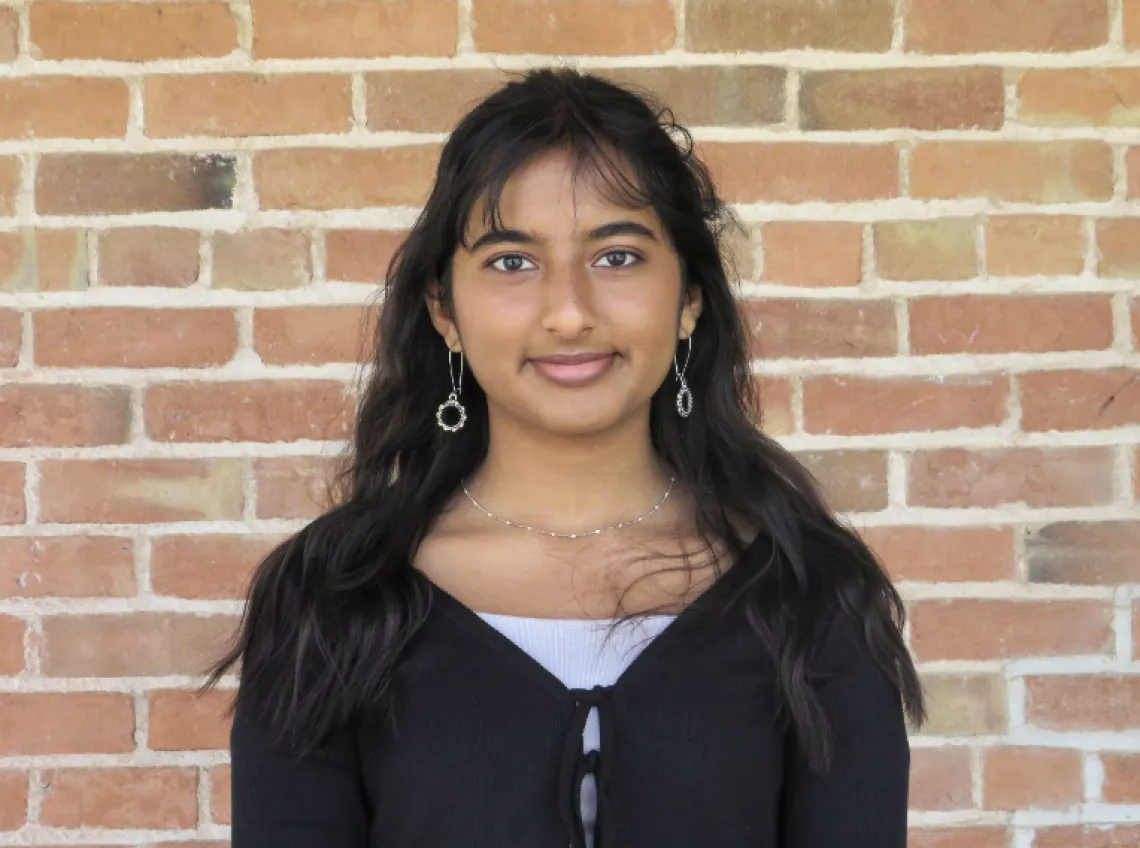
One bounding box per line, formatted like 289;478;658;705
436;347;467;432
674;334;693;418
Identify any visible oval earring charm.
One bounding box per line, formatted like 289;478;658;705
676;381;693;418
437;391;467;432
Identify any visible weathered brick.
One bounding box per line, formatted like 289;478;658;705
367;69;507;133
1129;0;1140;46
908;828;1010;848
0;463;24;525
0;615;25;675
599;66;786;128
1027;522;1140;585
909;295;1114;355
874;219;978;281
1102;753;1140;803
0;158;17;217
0;385;130;447
473;0;675;54
0;693;134;754
36;154;236;215
910;142;1114;202
151;535;281;600
909;447;1115;508
987;215;1086;277
0;309;19;366
0;770;26;829
213;229;311;290
909;747;973;810
34;308;237;368
39;767;197;828
687;0;895;52
98;228;200;288
1036;826;1140;847
911;599;1114;660
1020;369;1140;431
254;306;373;364
907;0;1109;53
793;451;888;512
742;299;897;359
801;69;1005;131
255;147;438;210
39;459;244;523
0;8;16;62
1098;218;1140;277
1019;69;1140;127
1129;148;1140;198
251;0;457;58
148;689;234;750
754;377;793;436
0;537;135;598
760;222;862;287
0;78;129;140
982;747;1083;810
918;674;1008;735
325;230;405;283
0;230;89;292
254;456;338;519
1026;675;1140;730
861;526;1016;583
146;74;352;138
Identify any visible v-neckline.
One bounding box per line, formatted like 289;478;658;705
418;530;768;701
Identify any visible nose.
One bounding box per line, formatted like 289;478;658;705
539;259;595;339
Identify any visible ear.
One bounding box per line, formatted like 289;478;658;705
424;283;462;353
679;284;702;341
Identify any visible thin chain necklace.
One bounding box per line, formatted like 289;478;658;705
460;475;677;539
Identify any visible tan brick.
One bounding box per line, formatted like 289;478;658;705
98;228;200;287
148;689;234;750
34;308;237;368
1098;218;1140;277
1027;675;1140;730
151;534;284;600
255;147;438;210
754;377;793;436
0;693;134;755
0;615;25;675
1130;148;1140;198
251;0;456;58
701;142;898;204
987;215;1086;276
793;451;888;512
875;219;978;281
0;537;135;599
983;747;1083;810
911;141;1114;203
862;526;1016;583
760;222;862;287
474;0;674;54
1129;0;1140;45
918;674;1008;735
41;613;237;677
325;229;405;283
254;456;338;519
909;748;973;810
0;158;18;217
1020;68;1140;127
687;0;894;52
907;0;1109;53
0;309;19;366
0;8;16;62
909;295;1114;355
39;767;197;828
36;154;236;215
743;299;897;359
147;74;352;138
0;463;24;525
801;69;1005;131
1020;369;1140;431
0;385;130;447
597;66;786;128
908;828;1010;848
0;770;26;829
213;229;311;290
1027;522;1140;585
909;447;1115;508
0;78;128;140
0;230;89;292
367;69;507;132
39;459;244;524
254;305;373;365
210;765;230;824
912;599;1114;661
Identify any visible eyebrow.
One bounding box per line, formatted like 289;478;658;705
467;220;659;253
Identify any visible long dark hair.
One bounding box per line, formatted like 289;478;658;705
203;66;924;776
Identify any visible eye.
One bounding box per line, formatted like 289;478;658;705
487;254;537;273
594;250;643;269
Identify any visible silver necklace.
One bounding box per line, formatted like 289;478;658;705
460;475;677;539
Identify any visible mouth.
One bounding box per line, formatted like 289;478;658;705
528;353;617;387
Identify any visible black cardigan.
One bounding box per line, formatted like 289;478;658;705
229;532;911;847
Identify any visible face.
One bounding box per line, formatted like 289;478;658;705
426;148;702;436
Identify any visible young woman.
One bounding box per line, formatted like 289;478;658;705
206;67;925;847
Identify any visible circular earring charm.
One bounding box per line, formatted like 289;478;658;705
674;335;693;418
436;349;468;432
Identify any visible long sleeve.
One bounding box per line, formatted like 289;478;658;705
229;700;369;848
779;610;912;847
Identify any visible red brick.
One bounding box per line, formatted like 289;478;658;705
908;828;1010;848
146;74;352;137
861;526;1015;583
150;534;283;600
254;456;338;519
34;308;237;368
987;215;1086;276
801;69;1005;131
255;147;439;210
0;537;135;598
0;385;130;447
907;0;1109;53
701;142;898;204
909;747;973;810
875;219;978;281
909;447;1114;508
1027;675;1140;730
254;306;373;364
325;229;405;283
1020;369;1140;431
1020;69;1140;127
760;222;862;287
911;141;1114;202
0;770;26;829
793;451;888;512
0;8;15;62
148;689;234;750
743;299;897;359
1102;753;1140;803
0;158;18;217
754;377;793;436
253;0;456;57
0;308;19;366
0;463;25;525
30;1;237;60
919;674;1008;735
213;229;311;290
982;747;1083;810
1036;826;1140;847
1026;522;1140;585
39;767;197;828
687;0;894;52
36;154;236;215
0;693;134;754
210;765;230;824
0;615;25;675
0;230;90;293
98;228;200;287
40;459;244;524
41;613;237;677
0;78;128;140
475;0;673;53
909;295;1113;355
912;599;1114;661
1098;218;1140;277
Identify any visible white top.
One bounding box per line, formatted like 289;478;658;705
475;611;678;848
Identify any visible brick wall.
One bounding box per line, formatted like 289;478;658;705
0;0;1138;845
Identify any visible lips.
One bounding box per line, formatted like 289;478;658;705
529;352;617;386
